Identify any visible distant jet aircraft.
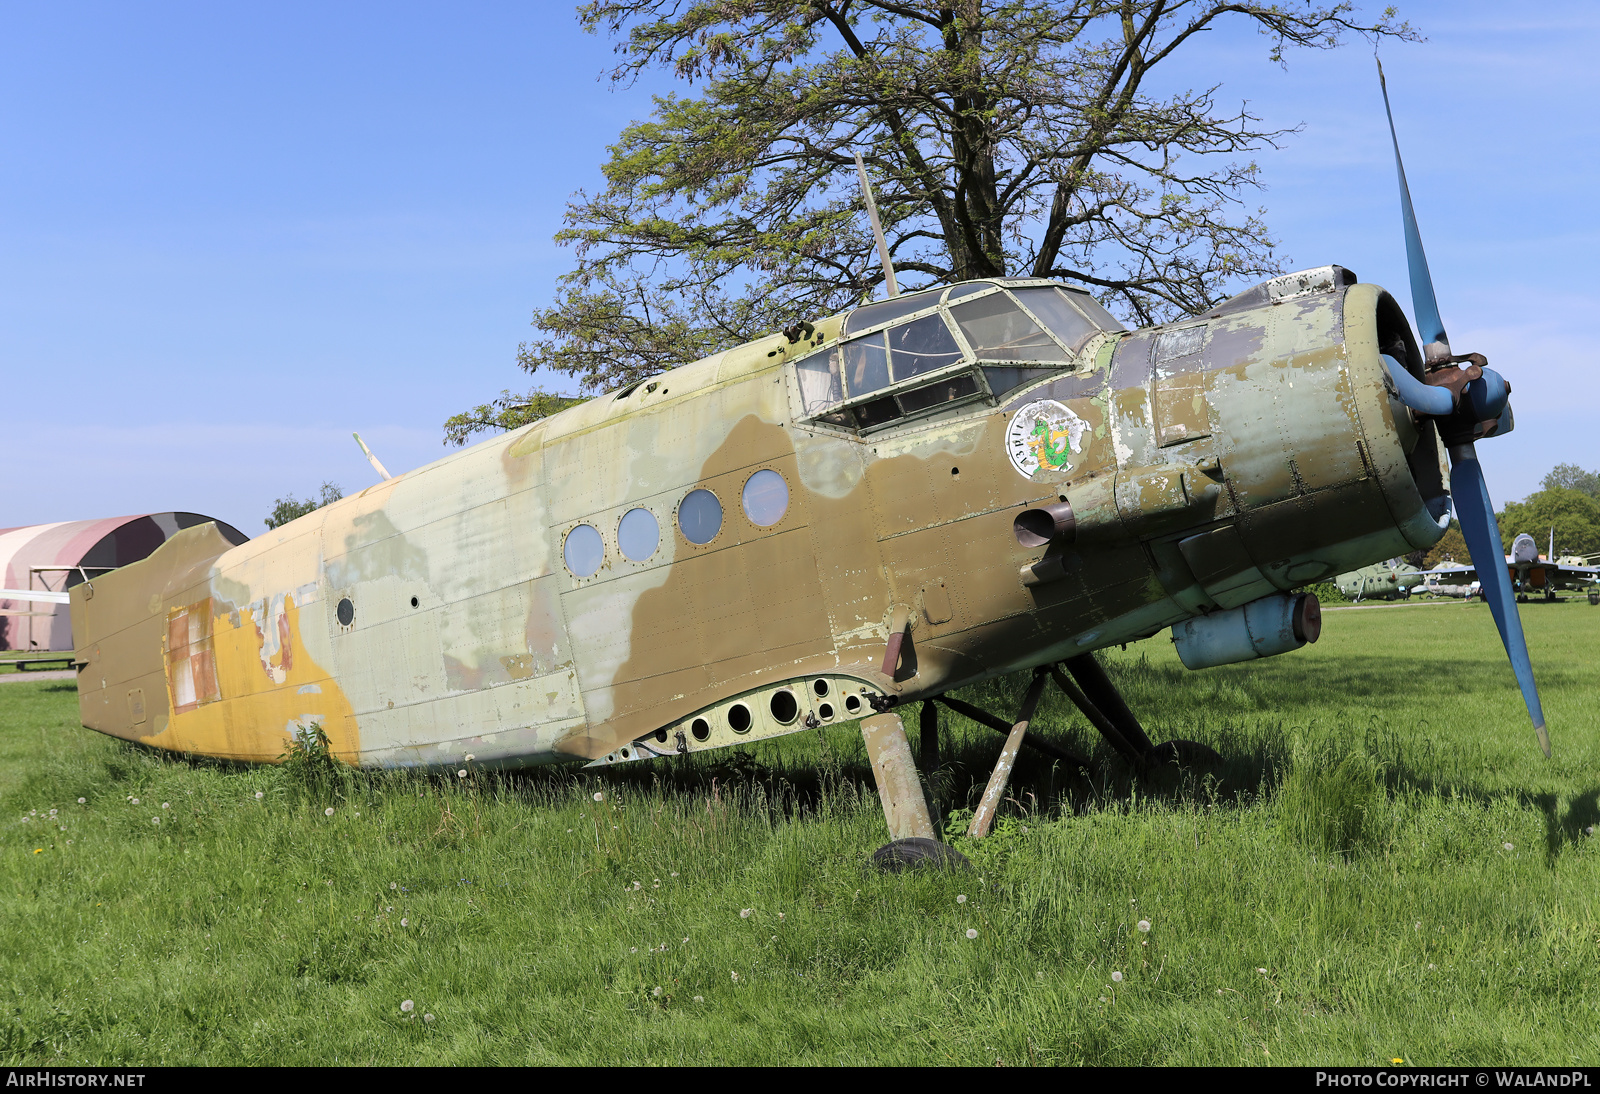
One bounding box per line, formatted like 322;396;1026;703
1420;529;1599;602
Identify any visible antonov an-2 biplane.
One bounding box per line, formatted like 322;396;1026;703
51;70;1549;863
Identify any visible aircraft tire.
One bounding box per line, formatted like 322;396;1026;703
870;837;970;873
1148;739;1222;768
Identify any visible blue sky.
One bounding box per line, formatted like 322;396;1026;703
2;1;1594;533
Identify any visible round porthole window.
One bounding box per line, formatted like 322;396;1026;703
678;489;723;545
563;524;604;577
336;597;354;627
742;468;789;527
617;507;659;561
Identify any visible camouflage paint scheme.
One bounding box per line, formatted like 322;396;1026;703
1336;558;1424;601
71;266;1449;770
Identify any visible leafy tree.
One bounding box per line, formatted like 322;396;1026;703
1422;521;1470;568
1539;462;1599;500
448;0;1410;444
1497;487;1600;558
264;481;343;531
443;391;589;448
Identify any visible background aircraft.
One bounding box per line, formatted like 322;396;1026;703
1421;529;1599;602
1336;558;1424;601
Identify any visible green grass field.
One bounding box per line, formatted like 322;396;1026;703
3;599;1598;1065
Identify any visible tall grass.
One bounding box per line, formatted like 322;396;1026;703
2;600;1598;1064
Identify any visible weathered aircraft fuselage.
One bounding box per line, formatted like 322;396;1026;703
72;267;1449;768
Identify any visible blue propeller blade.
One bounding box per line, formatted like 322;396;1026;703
1449;446;1550;756
1378;58;1450;359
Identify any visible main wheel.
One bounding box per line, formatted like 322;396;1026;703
1148;739;1222;768
870;837;970;873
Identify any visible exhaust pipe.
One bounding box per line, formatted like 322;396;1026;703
1172;593;1322;670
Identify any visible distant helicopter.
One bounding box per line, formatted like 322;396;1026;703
29;63;1548;864
1335;558;1424;602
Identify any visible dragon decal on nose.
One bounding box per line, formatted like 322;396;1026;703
1006;399;1085;478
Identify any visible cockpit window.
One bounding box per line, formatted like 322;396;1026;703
950;292;1071;362
796;281;1122;431
841;290;942;336
1011;288;1103;354
799;312;965;415
1061;289;1125;333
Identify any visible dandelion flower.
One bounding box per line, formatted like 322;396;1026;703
424;1013;435;1023
682;937;689;945
777;912;785;921
1111;971;1123;982
1392;1058;1404;1065
593;792;604;802
324;807;335;816
152;817;160;825
566;828;572;833
161;802;170;809
693;996;704;1003
965;928;978;940
465;754;475;762
652;986;662;997
670;871;679;877
630;947;638;954
1427;963;1436;970
633;881;642;891
33;848;42;854
131;798;140;805
401;1000;414;1013
1503;842;1514;851
255;791;264;800
740;908;752;918
59;826;66;832
49;809;57;816
1137;920;1150;932
401;918;408;927
390;882;398;890
957;894;967;904
1257;967;1267;975
731;971;739;982
77;798;85;804
457;769;467;778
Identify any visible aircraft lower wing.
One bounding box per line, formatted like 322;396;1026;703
0;589;71;604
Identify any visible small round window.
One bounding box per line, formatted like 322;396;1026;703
563;524;604;577
618;507;659;561
336;597;354;627
678;489;723;545
742;469;789;527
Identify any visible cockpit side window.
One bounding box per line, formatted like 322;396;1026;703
1062;289;1125;333
886;313;963;383
1010;287;1103;354
841;290;942;336
950;293;1070;362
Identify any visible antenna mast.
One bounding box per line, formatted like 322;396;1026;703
854;152;899;298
